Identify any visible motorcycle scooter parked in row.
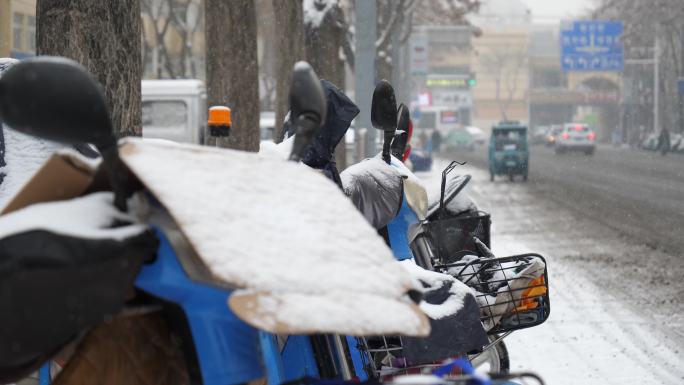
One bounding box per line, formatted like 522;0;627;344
245;77;548;385
0;57;546;385
0;57;429;385
338;80;550;377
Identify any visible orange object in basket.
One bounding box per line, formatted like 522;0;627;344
515;276;547;312
208;106;231;126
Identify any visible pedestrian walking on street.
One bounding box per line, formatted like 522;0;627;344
431;129;442;154
658;128;671;156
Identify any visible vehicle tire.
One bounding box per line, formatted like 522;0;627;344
490;170;494;182
523;173;528;182
469;336;510;373
508;170;514;182
585;148;595;156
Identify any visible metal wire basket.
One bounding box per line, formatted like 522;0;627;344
424;161;491;263
425;212;491;262
345;257;549;382
441;372;545;385
289;334;546;385
348;335;446;379
303;373;545;385
435;254;550;335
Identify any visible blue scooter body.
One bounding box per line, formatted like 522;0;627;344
344;160;424;380
135;229;322;385
92;160;421;385
135;230;264;385
387;197;419;261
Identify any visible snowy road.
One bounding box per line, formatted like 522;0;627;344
415;156;684;385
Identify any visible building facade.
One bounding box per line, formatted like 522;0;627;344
469;0;531;130
409;25;474;126
471;26;530;130
528;23;621;141
0;0;36;59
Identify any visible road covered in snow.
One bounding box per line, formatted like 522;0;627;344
415;155;684;385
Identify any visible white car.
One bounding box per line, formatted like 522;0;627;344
555;123;596;155
465;126;486;146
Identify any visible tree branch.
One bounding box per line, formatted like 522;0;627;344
375;0;404;50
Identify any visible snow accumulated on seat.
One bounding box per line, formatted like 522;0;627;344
119;138;430;336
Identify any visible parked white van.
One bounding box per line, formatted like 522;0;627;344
142;80;207;144
414;106;461;135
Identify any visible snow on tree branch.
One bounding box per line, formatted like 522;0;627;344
303;0;339;29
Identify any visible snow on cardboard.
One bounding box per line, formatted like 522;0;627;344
1;138;429;337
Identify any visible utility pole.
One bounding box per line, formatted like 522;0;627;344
626;31;661;136
625;44;658;141
355;0;377;159
654;28;660;133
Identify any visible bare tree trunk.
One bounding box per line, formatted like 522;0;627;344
272;0;304;143
305;11;345;87
205;0;259;152
166;0;201;79
141;21;150;75
495;75;507;120
36;0;142;138
257;1;277;113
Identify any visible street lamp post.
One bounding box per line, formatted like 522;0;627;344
654;29;660;133
354;0;376;160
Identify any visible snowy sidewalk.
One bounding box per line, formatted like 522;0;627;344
415;159;684;385
504;261;683;385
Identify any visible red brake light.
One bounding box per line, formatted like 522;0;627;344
407;118;414;142
588;132;595;140
561;132;569;139
402;144;412;162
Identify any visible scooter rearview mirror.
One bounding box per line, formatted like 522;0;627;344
371;80;397;132
391;103;410;159
371;80;397;163
288;61;326;162
289;62;326;124
0;56;115;150
390;131;408;160
0;56;128;211
396;103;410;133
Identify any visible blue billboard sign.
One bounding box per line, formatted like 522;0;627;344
561;20;624;72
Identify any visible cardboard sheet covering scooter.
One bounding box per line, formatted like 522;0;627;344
1;138;430;337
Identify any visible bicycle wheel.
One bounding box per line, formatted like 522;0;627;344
469;336;510;374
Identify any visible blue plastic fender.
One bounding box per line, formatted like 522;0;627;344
386;197;419;261
281;335;321;381
345;336;369;381
39;363;50;385
135;230;264;385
